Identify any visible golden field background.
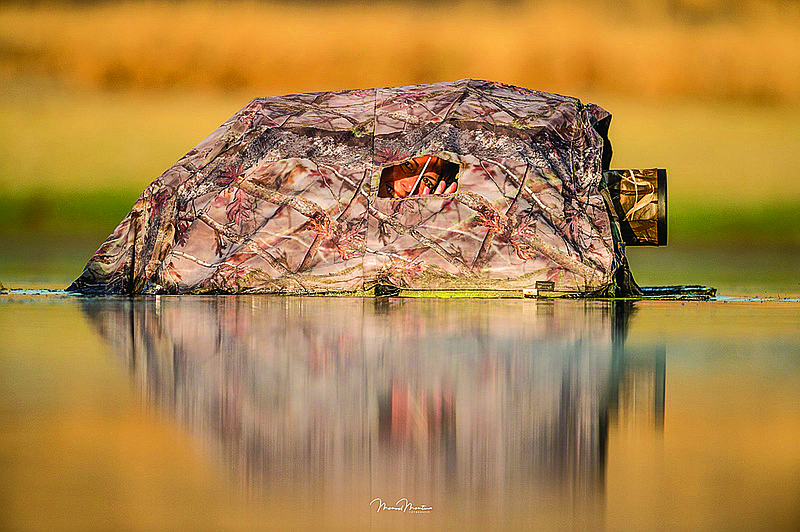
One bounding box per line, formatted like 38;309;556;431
1;0;799;289
3;0;800;101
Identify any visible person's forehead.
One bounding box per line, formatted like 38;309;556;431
382;172;418;184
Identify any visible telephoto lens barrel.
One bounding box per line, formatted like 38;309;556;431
604;168;667;246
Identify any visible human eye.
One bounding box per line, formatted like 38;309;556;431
402;161;416;172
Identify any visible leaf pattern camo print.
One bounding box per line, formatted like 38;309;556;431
68;79;623;295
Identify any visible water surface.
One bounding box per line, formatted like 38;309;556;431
1;293;799;530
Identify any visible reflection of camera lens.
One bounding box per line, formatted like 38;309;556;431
604;168;667;247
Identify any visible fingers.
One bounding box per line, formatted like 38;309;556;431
415;181;458;196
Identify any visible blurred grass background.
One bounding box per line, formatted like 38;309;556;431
1;0;799;293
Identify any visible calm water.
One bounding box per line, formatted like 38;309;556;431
1;293;799;530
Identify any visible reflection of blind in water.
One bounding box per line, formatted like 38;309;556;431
81;297;642;499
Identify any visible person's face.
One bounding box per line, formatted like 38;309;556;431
379;156;453;198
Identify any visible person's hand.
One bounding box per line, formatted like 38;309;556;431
420;181;458;195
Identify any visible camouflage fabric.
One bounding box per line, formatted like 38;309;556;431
68;79;622;295
605;168;666;246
